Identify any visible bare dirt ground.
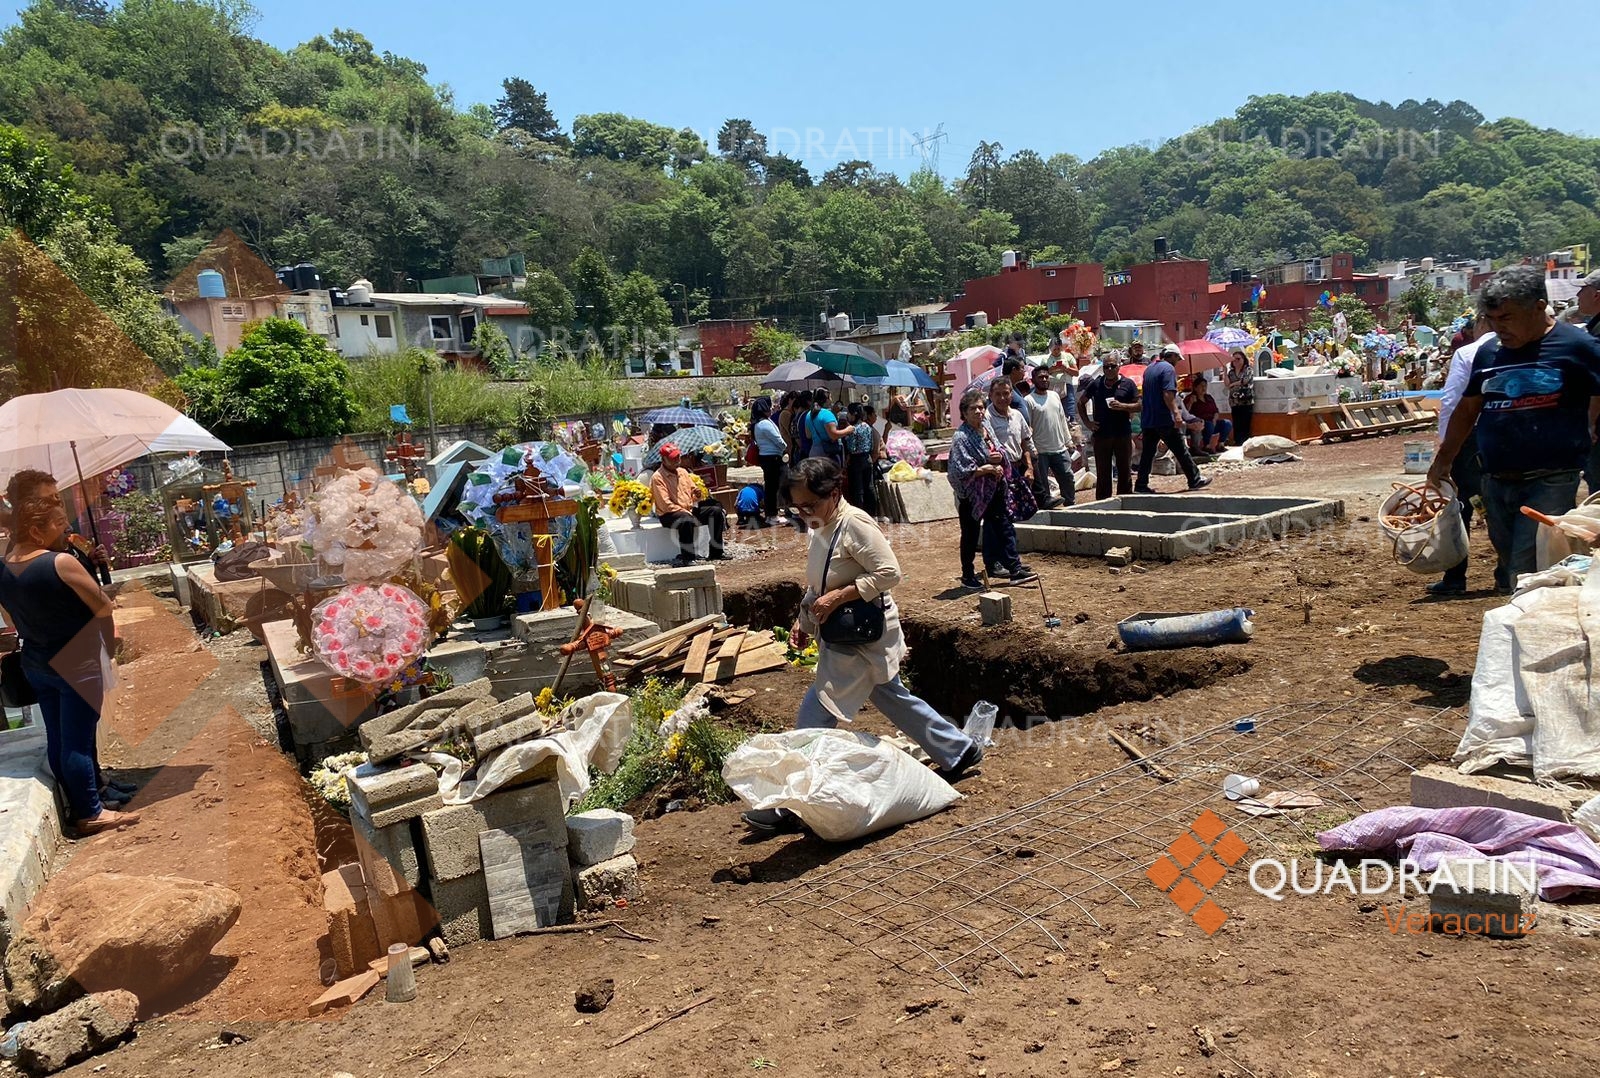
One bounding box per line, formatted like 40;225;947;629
40;432;1600;1078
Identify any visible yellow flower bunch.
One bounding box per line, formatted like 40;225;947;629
662;730;686;763
607;479;653;516
535;686;555;713
689;474;709;501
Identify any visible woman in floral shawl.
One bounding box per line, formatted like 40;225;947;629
946;389;1034;590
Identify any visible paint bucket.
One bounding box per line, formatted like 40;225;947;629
1223;774;1260;800
1403;441;1434;475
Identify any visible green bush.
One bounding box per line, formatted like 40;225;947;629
576;679;745;812
713;357;755;376
178;318;357;443
347;348;514;433
517;359;635;433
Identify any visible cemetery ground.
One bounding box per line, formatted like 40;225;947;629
45;435;1600;1078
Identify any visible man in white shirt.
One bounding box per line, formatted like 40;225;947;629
1027;365;1076;508
1429;311;1493;597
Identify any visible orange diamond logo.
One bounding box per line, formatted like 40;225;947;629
1151;813;1251;936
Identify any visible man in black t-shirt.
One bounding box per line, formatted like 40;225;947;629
1430;266;1600;592
1078;353;1141;500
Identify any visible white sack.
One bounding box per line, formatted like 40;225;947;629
1380;480;1468;575
1241;435;1299;459
722;728;961;842
438;691;633;807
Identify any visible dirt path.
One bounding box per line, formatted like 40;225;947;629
58;432;1600;1078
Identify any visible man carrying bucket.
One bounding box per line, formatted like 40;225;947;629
1426;310;1493;596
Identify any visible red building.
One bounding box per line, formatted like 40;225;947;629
1207;253;1388;329
943;260;1104;327
696;319;768;369
1100;258;1213;341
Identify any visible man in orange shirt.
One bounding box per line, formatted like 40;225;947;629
650;445;728;566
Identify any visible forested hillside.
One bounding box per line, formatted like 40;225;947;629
4;0;1599;330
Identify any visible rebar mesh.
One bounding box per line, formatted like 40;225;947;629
763;699;1462;991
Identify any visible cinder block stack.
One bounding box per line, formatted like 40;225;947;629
606;562;724;631
566;808;642;912
346;762;443;949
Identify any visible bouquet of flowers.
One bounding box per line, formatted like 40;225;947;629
103;468;136;499
305;468;424;583
608;479;653;516
689;473;709;501
1329;355;1361;378
311;583;434;684
309;750;368;808
1061;320;1096;357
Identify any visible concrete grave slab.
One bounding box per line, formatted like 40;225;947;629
1017;494;1343;561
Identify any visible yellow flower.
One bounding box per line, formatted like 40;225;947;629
535;686;556;713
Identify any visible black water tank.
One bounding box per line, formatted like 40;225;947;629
276;265;294;288
1230;268;1245;285
292;262;321;291
1154;237;1168;259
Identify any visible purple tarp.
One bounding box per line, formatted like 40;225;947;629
1318;805;1600;900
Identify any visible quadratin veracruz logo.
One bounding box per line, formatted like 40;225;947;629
1146;809;1250;935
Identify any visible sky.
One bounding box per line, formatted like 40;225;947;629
19;0;1600;177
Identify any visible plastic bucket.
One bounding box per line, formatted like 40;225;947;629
1403;441;1434;475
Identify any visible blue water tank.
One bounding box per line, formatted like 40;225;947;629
197;269;226;298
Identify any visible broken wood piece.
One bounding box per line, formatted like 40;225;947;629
618;614;723;661
605;995;716;1049
1107;730;1177;782
368;946;430;977
308;969;380;1016
731;643;789;677
682;630;714;681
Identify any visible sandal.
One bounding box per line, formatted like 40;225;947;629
77;808;140;835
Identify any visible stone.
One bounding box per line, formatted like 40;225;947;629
471;712;549;759
1428;857;1540;938
14;990;138;1075
1104;546;1133;568
322;865;382;979
426;936;449;963
574;854;641;912
424;639;488;686
566;809;637;867
1410;763;1592;823
420;782;567;881
480;824;571;936
977;591;1012;627
353;816;423;897
512;608;580;645
652;564;716;587
574;976;614;1013
895;479;958;524
358;678;494;749
348;763;439;813
368;889;435;951
427;873;492;948
4;873;241;1012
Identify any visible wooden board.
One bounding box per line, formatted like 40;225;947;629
480;823;569;939
731;642;789;678
682;630;714;682
708;633;745;682
307;970;380;1016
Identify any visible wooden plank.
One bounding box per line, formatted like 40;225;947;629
307;970;380;1016
617;613;722;660
480;822;568;939
708;632;745;682
732;643;790;677
739;631;769;654
681;630;715;682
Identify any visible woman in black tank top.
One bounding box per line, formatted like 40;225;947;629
0;494;138;834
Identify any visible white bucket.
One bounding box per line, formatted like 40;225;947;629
1403;441;1434;475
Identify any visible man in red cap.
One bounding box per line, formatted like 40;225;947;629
650;444;728;565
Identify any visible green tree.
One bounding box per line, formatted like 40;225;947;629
517;266;575;352
568;246;615;347
471;320;517;377
178;318;357;442
610;271;674;357
1401;279;1439;326
491;76;566;146
716;118;767;171
571;113;679;171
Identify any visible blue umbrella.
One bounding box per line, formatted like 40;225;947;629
1204;326;1255;351
855;360;937;389
641;405;717;427
803;340;889;378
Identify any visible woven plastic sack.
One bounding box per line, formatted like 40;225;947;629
723;728;960;841
1380;480;1468;575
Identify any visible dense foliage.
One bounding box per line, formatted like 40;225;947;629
346;347;513;433
177;316;356;441
3;0;1598;347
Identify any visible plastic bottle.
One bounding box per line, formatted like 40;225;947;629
964;700;998;748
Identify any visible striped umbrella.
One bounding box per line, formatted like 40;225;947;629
641;405;717;427
643;425;727;468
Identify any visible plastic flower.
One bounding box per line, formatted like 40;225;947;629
311;583;434;684
304;468;424;583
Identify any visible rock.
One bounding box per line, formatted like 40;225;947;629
14;990;138;1075
565;809;636;868
574;976;614;1013
4;874;241;1013
573;854;641;912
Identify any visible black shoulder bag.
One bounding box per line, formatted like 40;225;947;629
817;519;887;646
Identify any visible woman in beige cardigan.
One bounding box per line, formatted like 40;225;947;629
742;458;983;832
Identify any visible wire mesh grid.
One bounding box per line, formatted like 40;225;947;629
762;698;1463;991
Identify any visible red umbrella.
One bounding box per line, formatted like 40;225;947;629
1173;339;1228;376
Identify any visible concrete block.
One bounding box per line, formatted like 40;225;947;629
458;692;537;736
348;762;439;812
512;607;579;644
424;639;488;686
600;552;648;572
566;809;637;867
978;591;1012;626
323;864;383;978
472;712;549;758
420;781;567;881
358;677;494;748
1429;857;1540;937
428;872;492;948
1104;546;1133;568
1013;523;1066;554
1410;763;1593;822
351;788;444;830
354;814;423;896
369;887;435;950
574;854;641;912
653;588;691;624
168;562;192;607
895;479;958;523
653;564;716;587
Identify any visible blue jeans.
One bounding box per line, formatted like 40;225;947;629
1200;418;1232;449
29;664;103;821
979;490;1021;574
1481;470;1581;592
796;676;974;770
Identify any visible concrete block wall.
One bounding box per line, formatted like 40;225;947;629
603;560;724;631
